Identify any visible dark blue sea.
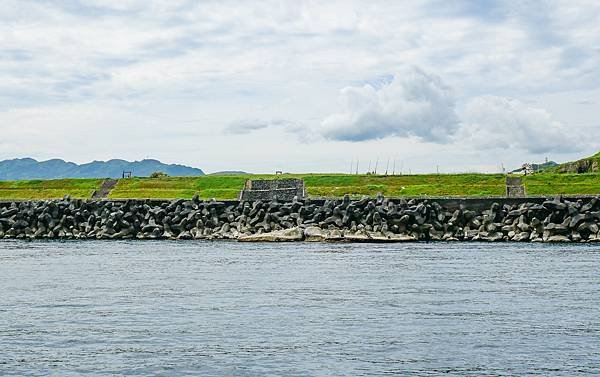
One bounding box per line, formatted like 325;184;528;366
1;241;599;376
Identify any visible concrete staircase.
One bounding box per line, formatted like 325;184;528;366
92;179;118;199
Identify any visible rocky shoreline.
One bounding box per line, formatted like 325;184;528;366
1;195;600;242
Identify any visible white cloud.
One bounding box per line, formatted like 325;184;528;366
318;69;587;154
225;118;294;134
225;118;317;144
0;0;599;172
320;67;460;142
460;96;582;154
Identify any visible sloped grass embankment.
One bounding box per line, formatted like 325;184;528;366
1;173;600;200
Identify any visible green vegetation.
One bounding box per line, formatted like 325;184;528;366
553;151;600;173
106;173;508;200
522;173;600;195
1;173;600;200
108;176;247;200
0;178;104;200
302;174;506;198
149;171;169;178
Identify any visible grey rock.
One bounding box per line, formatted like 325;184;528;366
546;235;570;243
238;227;304;242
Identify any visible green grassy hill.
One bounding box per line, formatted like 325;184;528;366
553;152;600;173
1;172;600;200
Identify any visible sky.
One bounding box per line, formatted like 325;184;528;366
1;0;599;174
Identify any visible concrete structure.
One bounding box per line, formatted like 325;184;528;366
239;179;305;201
506;176;526;197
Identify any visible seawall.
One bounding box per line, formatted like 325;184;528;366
1;195;600;242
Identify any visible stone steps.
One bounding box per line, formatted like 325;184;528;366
92;179;118;199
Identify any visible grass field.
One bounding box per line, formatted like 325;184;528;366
0;173;600;200
107;173;508;199
522;173;600;195
0;178;104;200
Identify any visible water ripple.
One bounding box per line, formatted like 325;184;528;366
0;240;599;376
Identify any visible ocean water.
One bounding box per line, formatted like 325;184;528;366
0;240;599;376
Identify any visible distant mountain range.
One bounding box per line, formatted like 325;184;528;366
0;158;204;180
209;171;250;175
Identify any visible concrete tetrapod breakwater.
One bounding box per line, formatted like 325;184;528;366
1;195;600;242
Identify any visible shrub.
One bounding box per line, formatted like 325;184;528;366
150;171;168;178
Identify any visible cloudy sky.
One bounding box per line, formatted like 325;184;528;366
1;0;599;173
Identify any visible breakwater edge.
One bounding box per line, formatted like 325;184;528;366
2;195;600;242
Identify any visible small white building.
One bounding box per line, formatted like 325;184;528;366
512;163;534;175
522;163;534;175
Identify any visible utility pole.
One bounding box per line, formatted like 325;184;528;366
367;161;371;174
385;158;390;176
400;161;404;175
356;160;359;175
374;158;379;175
436;165;439;175
392;159;396;175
